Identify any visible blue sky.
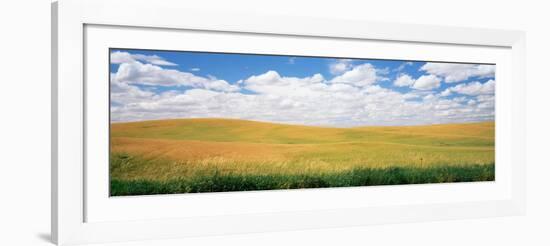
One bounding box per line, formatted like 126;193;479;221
109;48;495;126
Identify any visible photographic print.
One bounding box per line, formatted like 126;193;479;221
109;48;495;196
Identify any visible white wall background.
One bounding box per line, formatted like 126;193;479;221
0;0;548;245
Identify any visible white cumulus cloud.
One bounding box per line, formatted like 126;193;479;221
330;63;385;87
111;51;177;66
411;75;441;90
329;59;353;75
112;61;239;92
394;74;415;87
447;80;495;96
112;69;494;125
420;62;495;83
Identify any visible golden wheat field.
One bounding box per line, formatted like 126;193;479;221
109;118;495;181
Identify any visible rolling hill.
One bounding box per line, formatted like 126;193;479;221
109;118;495;195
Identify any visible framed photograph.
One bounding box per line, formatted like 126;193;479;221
108;48;498;196
52;0;526;245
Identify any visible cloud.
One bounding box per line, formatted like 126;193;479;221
420;62;495;83
288;57;296;64
111;51;177;66
394;61;414;72
112;60;239;92
394;74;415;87
440;88;452;97
110;52;494;126
330;63;385;87
329;59;353;75
423;94;436;101
394;73;441;91
110;75;156;105
190;68;200;72
411;75;441;90
447;79;495;96
243;70;327;96
112;68;494;126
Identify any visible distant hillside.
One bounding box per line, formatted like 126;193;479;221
111;118;494;147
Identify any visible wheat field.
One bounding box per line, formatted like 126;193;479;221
109;118;495;195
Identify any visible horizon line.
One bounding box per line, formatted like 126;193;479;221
110;117;495;129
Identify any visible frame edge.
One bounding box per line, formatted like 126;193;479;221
51;1;59;244
511;31;527;216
